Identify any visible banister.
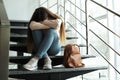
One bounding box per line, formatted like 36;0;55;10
67;0;85;13
49;3;57;9
59;4;64;8
67;22;86;41
86;0;120;77
90;44;120;74
89;29;120;57
39;0;48;6
90;0;120;17
66;10;86;26
89;15;120;39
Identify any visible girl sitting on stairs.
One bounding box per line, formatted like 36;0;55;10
23;7;66;70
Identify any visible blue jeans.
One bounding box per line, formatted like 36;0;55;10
32;28;61;58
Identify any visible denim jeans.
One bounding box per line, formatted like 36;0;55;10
32;28;61;58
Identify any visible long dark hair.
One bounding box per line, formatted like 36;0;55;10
27;7;66;52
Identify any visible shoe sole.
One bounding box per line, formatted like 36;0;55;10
23;65;38;71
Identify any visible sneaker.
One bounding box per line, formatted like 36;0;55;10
23;64;38;71
43;59;52;70
23;58;38;71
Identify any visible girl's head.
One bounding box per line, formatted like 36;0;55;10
30;7;47;21
30;7;59;22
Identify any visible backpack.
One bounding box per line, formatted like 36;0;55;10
63;44;85;68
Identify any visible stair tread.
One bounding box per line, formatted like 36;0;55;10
9;55;95;66
9;55;95;60
10;43;86;47
11;33;27;37
10;26;70;31
10;43;86;53
10;33;79;39
10;26;28;29
9;66;107;75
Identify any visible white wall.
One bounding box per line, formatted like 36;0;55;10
3;0;39;20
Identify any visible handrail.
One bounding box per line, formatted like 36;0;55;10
66;10;86;26
90;44;120;74
89;14;107;22
67;0;85;13
89;15;120;39
49;3;57;9
90;0;120;17
67;22;86;40
39;0;48;6
39;1;57;11
59;4;64;8
86;0;120;77
89;29;120;57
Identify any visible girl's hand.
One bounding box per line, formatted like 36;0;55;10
43;19;62;29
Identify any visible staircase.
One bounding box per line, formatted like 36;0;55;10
9;20;107;80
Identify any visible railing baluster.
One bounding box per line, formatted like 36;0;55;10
86;0;120;76
90;44;120;74
90;0;120;17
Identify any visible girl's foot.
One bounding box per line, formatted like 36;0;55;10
43;58;52;70
23;58;39;71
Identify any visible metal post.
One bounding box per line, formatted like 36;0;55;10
64;0;66;26
0;0;10;80
85;0;89;54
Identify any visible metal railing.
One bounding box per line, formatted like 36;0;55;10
91;0;120;17
65;0;88;54
85;0;120;76
39;0;48;6
66;10;86;26
90;44;120;74
40;0;120;77
67;22;86;40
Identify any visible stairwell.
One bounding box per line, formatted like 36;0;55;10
3;0;120;80
9;19;107;80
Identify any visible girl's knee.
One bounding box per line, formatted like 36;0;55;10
45;29;56;35
32;30;42;37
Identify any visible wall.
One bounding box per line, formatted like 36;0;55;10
0;0;10;80
3;0;39;20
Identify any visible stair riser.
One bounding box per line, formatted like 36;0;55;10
10;21;28;26
11;29;27;34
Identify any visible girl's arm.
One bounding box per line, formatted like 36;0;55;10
29;21;50;30
42;19;62;29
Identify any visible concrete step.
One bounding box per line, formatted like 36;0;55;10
10;26;28;35
10;43;86;53
9;55;95;66
9;65;107;80
10;20;28;26
10;33;80;42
